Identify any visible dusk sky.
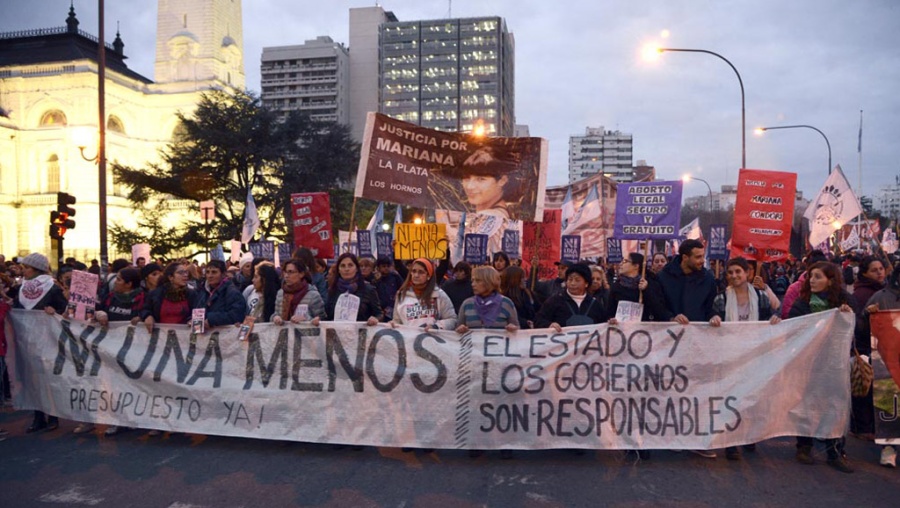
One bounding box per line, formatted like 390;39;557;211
4;0;898;205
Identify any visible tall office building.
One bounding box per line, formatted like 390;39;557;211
260;36;349;123
568;126;633;184
377;16;515;136
348;7;398;141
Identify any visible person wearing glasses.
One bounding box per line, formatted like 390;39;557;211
273;260;326;325
141;262;204;333
607;252;668;325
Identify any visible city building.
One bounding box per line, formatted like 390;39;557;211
260;36;349;124
342;7;519;140
874;175;900;221
632;159;655;182
0;0;242;259
568;126;633;184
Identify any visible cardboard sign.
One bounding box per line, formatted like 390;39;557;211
357;229;374;258
502;229;520;258
606;238;623;264
376;232;394;261
236;316;255;342
249;241;275;261
560;235;582;265
66;270;99;321
615;301;644;323
335;293;361;321
522;209;562;281
464;234;489;265
730;169;796;262
708;224;729;261
131;243;151;266
394;223;448;260
291;192;334;259
191;308;206;335
613;181;683;239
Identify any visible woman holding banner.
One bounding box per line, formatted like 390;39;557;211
850;256;886;442
535;263;607;332
245;262;279;323
788;261;856;473
606;253;667;325
709;257;781;460
325;253;383;325
500;266;537;329
390;258;456;330
273;260;325;325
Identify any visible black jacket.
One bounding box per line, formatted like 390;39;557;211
534;292;607;328
325;282;384;322
198;279;247;327
656;256;717;321
606;273;669;322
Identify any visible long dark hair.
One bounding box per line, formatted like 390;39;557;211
800;261;845;308
255;262;280;322
328;253;364;295
501;265;532;307
857;256;885;284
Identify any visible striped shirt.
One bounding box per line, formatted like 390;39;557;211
457;295;519;329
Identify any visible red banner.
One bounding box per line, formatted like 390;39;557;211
730;169;796;262
291;193;334;259
522;209;561;280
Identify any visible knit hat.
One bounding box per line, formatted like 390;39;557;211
413;258;434;278
565;263;592;285
140;262;163;280
21;253;50;273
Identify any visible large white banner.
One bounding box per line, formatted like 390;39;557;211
7;310;853;450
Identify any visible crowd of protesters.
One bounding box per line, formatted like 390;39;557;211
0;242;897;472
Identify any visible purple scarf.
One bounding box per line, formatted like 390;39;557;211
474;291;504;326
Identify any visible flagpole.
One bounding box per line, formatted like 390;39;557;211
347;196;358;253
857;110;863;200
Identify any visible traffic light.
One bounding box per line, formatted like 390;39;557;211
49;192;76;240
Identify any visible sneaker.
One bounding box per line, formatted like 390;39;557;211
725;448;742;461
796;446;814;465
827;457;854;474
691;450;717;459
881;446;897;468
104;426;120;436
73;423;95;435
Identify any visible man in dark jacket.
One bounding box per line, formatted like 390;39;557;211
440;261;474;313
657;239;717;324
374;256;405;320
198;260;246;328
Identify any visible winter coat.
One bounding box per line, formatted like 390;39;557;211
325;281;384;322
392;288;458;329
198;279;247;327
534;291;607;329
140;286;204;323
656;256;717;322
606;272;669;322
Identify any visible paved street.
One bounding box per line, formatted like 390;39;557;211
1;407;898;507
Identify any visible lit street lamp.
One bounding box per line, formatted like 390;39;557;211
755;124;832;175
652;47;746;170
683;174;714;214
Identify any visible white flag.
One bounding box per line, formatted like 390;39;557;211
563;183;600;235
679;217;703;240
804;165;862;247
561;187;575;232
241;188;260;244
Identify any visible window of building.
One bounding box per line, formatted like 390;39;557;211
47;154;60;193
40;110;67;127
107;115;125;134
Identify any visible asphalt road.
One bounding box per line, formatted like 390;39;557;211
1;408;898;507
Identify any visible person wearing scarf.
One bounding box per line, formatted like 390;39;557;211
390;258;457;331
273;259;325;325
325;253;383;325
141;262;204;332
455;265;518;459
456;265;518;333
95;267;145;326
606;252;668;325
709;257;781;461
788;261;856;474
13;253;67;433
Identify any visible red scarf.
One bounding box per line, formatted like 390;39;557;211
281;279;309;320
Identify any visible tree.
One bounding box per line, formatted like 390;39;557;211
111;90;359;258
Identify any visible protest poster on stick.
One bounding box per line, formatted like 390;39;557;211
606;238;623;264
708;224;729;261
560;235;582;265
8;310;853;450
291;193;334;259
66;271;99;321
394;223;448;260
376;232;394;261
502;229;520;258
522;209;561;281
613;181;683;239
356;229;374;258
730;169;796;262
464;234;489;265
354;113;548;221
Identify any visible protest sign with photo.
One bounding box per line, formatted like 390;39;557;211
66;270;99;321
522;210;561;280
394;223;448;260
8;310;853;450
355;113;548;221
291;192;334;259
613;181;683;239
731;169;797;262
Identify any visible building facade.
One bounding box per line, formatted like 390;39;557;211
875;176;900;221
0;1;242;261
377;16;515;136
260;36;349;124
568;126;633;184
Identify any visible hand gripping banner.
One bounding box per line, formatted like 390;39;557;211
8;310;853;450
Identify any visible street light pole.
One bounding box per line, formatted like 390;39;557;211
756;124;832;175
98;0;108;275
683;175;714;214
659;48;746;170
